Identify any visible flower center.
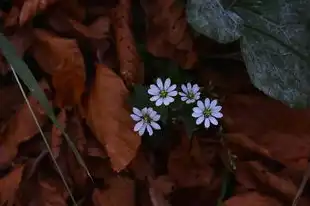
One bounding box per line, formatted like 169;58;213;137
203;108;212;117
188;92;195;99
160;90;168;98
143;115;151;123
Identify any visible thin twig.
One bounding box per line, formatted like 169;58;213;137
10;65;78;206
292;161;310;206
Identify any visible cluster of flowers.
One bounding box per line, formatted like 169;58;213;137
131;78;223;136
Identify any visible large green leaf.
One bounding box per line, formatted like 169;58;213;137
186;0;310;108
186;0;243;43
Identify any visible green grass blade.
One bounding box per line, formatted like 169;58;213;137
10;65;78;206
0;33;93;182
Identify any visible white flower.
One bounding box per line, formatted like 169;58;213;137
179;83;201;104
148;78;177;106
192;98;223;128
131;107;161;136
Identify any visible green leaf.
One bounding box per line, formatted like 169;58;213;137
186;0;244;43
186;0;310;108
0;33;93;182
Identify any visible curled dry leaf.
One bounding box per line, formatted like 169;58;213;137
0;81;50;166
0;164;25;206
236;161;298;202
92;176;135;206
224;192;282;206
19;0;59;25
85;64;141;172
51;109;67;158
111;0;144;86
30;176;68;206
141;0;197;69
0;84;24;123
168;135;213;188
32;29;86;108
223;94;310;171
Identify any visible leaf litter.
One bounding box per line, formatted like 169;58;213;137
0;0;310;205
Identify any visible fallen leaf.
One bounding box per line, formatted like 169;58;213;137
19;0;59;25
0;84;24;123
141;0;197;69
223;94;310;171
51;109;67;158
224;133;272;160
4;6;19;27
32;29;86;107
92;176;135;206
236;161;298;202
31;175;68;206
148;176;174;195
149;186;171;206
224;192;282;206
0;81;50;166
0;165;25;206
129;148;153;180
111;0;144;86
85;64;141;172
168;135;213;188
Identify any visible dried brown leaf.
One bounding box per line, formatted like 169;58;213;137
19;0;59;25
0;165;25;206
224;192;282;206
32;29;86;107
0;81;50;166
141;0;197;69
85;64;140;172
111;0;144;86
92;176;135;206
51;109;67;158
168;135;213;188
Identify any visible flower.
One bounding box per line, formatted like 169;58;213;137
131;107;161;136
179;83;201;104
148;78;178;106
192;98;223;128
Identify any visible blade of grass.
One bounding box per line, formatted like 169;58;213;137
10;65;78;206
0;33;93;182
292;161;310;206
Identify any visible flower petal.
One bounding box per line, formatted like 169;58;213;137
133;107;142;116
150;95;160;102
155;98;163;106
156;78;164;89
192;111;203;118
194;92;201;100
138;123;147;136
152;114;160;121
187;83;192;90
151;121;161;130
167;84;177;92
212;112;223;118
196;116;204;125
142;107;148;114
181;84;188;93
186;99;195;104
210;99;218;108
130;114;141;121
192;84;200;93
147;125;153;136
179;92;186;97
134;120;144;132
204;118;210;128
209;116;218;125
164;78;171;90
212;106;222;112
163;97;174;105
181;96;188;101
149;109;157;118
168;90;177;97
197;100;204;110
204;98;210;108
148;85;160;95
193;107;202;114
